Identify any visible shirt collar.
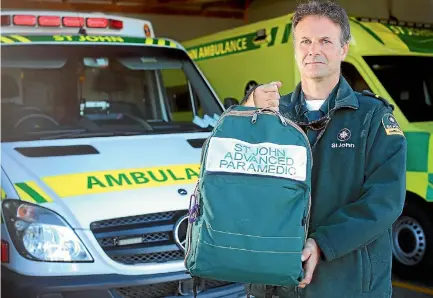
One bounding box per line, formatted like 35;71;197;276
291;75;359;117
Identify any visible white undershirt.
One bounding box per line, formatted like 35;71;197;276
305;99;326;111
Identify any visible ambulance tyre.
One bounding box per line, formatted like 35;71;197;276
245;80;258;96
392;198;433;280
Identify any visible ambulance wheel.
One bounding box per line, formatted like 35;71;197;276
245;80;258;96
392;200;433;280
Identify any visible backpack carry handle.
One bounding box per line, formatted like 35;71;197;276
251;108;287;126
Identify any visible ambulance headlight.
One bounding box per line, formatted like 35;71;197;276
1;199;93;262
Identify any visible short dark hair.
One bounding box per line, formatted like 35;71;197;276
292;0;351;46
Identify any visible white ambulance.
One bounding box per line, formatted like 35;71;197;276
0;10;245;298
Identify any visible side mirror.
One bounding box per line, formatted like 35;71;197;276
223;97;238;109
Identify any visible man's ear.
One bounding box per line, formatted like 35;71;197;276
341;42;349;60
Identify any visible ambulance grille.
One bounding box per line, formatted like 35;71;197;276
90;210;187;265
113;279;233;298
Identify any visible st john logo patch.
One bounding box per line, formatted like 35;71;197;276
382;113;404;136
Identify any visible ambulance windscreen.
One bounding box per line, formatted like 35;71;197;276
364;55;433;123
1;44;222;141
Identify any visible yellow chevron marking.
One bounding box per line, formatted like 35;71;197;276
26;182;54;202
1;36;15;43
10;35;31;43
14;187;37;204
144;38;154;45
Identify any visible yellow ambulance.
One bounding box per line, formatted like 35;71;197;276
182;14;433;279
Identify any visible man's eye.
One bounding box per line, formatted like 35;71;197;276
301;40;311;44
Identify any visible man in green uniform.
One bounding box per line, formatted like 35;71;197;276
242;1;407;297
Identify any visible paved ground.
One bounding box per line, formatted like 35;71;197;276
392;277;433;297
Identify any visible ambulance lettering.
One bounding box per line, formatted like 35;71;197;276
53;35;124;42
188;38;247;60
42;164;201;197
87;168;199;189
387;26;433;37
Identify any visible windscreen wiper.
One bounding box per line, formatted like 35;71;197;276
39;130;147;140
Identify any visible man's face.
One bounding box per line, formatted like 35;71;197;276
294;15;349;80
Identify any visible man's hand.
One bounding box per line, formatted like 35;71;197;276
298;238;321;289
244;81;282;111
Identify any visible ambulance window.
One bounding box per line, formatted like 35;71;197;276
341;62;371;93
364;56;433;122
161;68;202;123
1;44;222;141
80;64;161;120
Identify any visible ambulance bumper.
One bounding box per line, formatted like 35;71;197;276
1;266;247;298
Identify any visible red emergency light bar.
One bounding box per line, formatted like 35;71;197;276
39;16;61;27
62;17;84;27
1;14;123;30
86;17;108;28
13;15;36;26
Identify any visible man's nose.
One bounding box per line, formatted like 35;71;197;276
308;41;320;56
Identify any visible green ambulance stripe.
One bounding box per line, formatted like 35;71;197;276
350;18;433;54
350;18;385;45
1;35;177;48
145;38;177;47
281;23;292;44
186;24;286;62
1;35;31;43
14;183;48;203
383;25;433;54
405;132;429;172
428;174;433;201
405;132;432;202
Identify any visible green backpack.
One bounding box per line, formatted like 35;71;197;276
184;105;313;295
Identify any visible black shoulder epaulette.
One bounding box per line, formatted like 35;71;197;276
361;90;394;110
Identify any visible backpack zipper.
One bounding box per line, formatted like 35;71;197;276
184;179;200;268
249;108;312;168
184;107;236;269
247;108;314;243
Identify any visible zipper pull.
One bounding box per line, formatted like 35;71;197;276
277;112;287;126
251;110;261;123
188;181;201;223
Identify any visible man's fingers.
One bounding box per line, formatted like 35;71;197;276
303;262;315;284
266;99;279;107
270;81;282;88
298;250;319;288
251;81;281;110
298;281;308;288
261;81;282;92
301;247;312;262
297;248;312;288
298;238;321;288
265;93;280;102
264;91;280;107
261;86;279;93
